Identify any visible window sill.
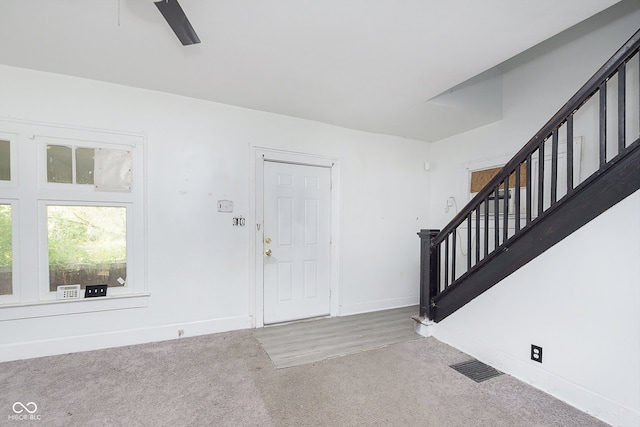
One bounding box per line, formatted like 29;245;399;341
0;293;150;321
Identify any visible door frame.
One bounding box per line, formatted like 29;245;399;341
250;147;341;328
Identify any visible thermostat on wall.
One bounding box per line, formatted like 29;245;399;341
217;200;233;213
57;284;81;300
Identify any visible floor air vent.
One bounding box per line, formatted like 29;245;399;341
450;359;503;383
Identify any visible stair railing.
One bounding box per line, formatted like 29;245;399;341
419;29;640;321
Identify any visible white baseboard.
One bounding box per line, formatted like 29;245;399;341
0;315;252;363
339;296;418;316
434;328;640;427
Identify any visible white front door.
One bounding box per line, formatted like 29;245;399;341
263;161;331;324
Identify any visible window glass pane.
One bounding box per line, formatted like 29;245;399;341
47;145;72;183
0;140;10;181
76;148;95;185
0;204;12;296
48;206;126;292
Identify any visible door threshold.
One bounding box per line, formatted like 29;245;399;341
263;314;332;328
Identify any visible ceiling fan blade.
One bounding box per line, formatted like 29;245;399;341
153;0;201;46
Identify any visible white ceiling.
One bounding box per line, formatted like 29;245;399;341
0;0;621;141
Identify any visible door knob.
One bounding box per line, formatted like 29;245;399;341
265;249;272;256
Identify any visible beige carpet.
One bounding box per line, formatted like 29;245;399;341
253;305;420;368
0;321;609;426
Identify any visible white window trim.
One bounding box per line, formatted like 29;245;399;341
0;118;148;320
0;293;150;321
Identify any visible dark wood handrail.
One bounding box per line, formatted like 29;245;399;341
433;28;640;245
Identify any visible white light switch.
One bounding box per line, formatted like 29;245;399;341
217;200;233;213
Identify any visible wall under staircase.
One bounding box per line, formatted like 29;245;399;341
434;190;639;426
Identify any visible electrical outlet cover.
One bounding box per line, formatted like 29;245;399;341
85;284;108;298
531;344;543;363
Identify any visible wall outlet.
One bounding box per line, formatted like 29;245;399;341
531;344;543;363
85;284;108;298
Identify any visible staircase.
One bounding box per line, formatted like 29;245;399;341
419;29;640;323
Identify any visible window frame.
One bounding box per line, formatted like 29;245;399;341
0;119;148;320
38;201;133;301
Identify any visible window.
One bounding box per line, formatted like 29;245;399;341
76;148;95;185
0;140;10;181
47;205;127;292
0;204;11;296
469;165;527;193
47;145;73;183
46;143;132;189
470;165;527;217
0;120;146;317
37;137;137;300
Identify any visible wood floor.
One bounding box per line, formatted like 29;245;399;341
253;305;421;368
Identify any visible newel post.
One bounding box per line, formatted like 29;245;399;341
418;229;440;320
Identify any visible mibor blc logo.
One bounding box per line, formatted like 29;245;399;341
8;402;41;421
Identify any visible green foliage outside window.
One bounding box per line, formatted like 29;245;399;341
48;206;127;290
0;205;11;269
47;206;126;266
0;205;12;296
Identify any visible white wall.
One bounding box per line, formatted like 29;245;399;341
0;64;431;360
427;3;640;426
435;191;640;426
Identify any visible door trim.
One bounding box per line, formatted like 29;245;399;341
251;147;341;328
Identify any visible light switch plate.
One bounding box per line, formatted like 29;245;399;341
217;200;233;213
